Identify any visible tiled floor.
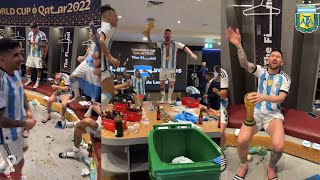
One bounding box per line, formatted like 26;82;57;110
221;147;320;180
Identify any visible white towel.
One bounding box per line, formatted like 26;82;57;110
79;101;92;106
172;156;194;164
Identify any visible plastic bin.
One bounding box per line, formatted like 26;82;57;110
148;124;220;180
123;109;142;122
113;102;128;112
181;97;194;105
186;99;200;108
102;117;127;132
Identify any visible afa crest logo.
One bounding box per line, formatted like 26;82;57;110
295;3;319;33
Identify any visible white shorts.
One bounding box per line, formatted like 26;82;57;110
253;109;284;132
160;68;176;82
71;60;89;79
85;119;101;139
26;56;42;68
0;140;24;173
220;106;228;125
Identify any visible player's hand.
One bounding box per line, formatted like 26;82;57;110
51;85;59;90
92;102;102;115
26;109;33;119
77;56;85;62
212;88;219;94
248;92;265;105
191;54;197;61
92;52;101;76
110;57;120;69
123;58;129;67
203;94;208;99
226;26;241;47
24;118;37;130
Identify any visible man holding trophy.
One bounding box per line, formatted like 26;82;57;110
226;27;291;180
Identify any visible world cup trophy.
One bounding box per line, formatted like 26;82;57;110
142;18;155;36
244;92;256;126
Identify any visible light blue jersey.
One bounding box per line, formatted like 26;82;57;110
186;86;200;95
131;76;147;95
100;22;114;73
220;69;229;108
27;30;46;57
252;65;291;111
0;69;25;144
156;41;185;69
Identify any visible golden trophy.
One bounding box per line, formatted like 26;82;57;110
55;80;65;96
244;92;256;126
142;18;155;36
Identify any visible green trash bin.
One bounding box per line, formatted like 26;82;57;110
148;124;221;180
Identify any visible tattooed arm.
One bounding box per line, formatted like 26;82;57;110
226;27;256;73
236;44;256;73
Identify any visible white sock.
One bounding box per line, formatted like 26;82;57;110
71;80;80;98
168;87;174;100
161;91;166;99
101;93;112;112
36;78;40;84
27;75;31;82
66;146;80;158
65;121;79;128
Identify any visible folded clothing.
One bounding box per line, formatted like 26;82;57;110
172;156;194;164
174;111;208;124
79;101;92;106
211;156;220;165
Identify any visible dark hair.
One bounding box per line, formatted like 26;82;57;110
165;29;171;33
30;22;38;28
101;4;115;17
0;38;20;54
271;48;283;57
135;69;140;73
206;71;214;76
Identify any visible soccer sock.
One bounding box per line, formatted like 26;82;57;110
27;75;31;82
168;87;174;100
101;92;112;112
70;80;80;98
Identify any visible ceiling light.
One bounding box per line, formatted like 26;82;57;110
177;21;181;24
118;16;122;19
197;0;201;1
218;42;221;45
143;37;148;41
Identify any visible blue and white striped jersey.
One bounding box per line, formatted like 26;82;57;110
0;69;25;144
156;41;185;69
186;86;200;95
220;68;229;108
27;30;46;57
100;22;114;73
252;65;291;111
131;76;147;95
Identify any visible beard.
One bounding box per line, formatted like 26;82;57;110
269;63;280;70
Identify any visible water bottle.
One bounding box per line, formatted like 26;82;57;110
148;94;154;111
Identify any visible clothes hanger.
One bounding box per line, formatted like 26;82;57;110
242;0;281;16
58;38;72;44
11;31;25;41
82;39;92;46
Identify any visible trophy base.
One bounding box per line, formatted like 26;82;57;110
244;119;256;126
